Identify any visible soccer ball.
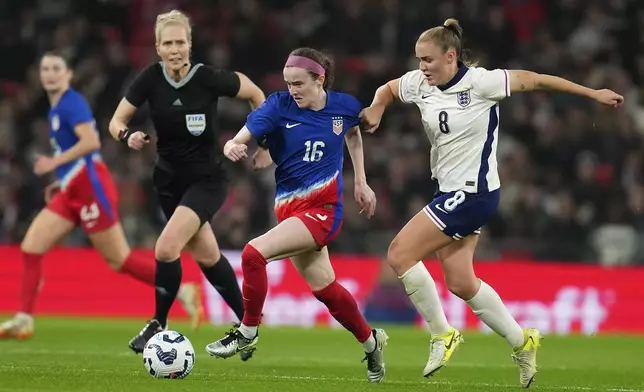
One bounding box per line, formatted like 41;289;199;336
143;330;195;379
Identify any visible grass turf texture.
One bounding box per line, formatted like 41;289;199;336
0;316;642;392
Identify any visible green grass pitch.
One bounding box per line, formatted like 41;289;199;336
0;316;642;392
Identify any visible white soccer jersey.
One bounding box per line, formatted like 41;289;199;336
399;65;510;193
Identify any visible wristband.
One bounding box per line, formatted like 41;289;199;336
118;129;132;144
257;137;268;149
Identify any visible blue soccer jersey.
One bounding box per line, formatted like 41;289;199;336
245;91;362;210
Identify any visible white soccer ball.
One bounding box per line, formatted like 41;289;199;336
143;330;195;379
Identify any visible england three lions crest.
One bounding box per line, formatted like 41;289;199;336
457;90;471;107
332;116;343;135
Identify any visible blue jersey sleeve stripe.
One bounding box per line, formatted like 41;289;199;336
477;104;498;193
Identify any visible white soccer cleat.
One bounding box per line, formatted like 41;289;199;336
0;313;34;340
423;326;463;377
176;282;205;330
511;328;541;388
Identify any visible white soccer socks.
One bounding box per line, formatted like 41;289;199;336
466;280;524;348
399;262;450;335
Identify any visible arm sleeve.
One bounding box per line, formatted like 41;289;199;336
471;68;511;101
205;67;241;98
345;94;363;128
245;93;280;139
64;95;94;127
125;66;154;107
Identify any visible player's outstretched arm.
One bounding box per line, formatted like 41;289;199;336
345;126;376;218
360;78;401;133
223;126;253;162
345;126;367;185
508;71;624;106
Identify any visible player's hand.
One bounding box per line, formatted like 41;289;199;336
33;154;58;176
44;181;61;203
354;182;377;218
224;140;248;162
593;89;624;108
252;148;273;170
128;131;150;151
359;106;385;133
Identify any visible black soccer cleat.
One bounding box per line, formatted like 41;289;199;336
128;319;164;354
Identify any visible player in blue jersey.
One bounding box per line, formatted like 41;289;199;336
205;47;388;383
0;51;202;340
360;19;624;387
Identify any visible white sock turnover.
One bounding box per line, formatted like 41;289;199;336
466;280;524;348
362;333;376;353
399;262;450;335
238;324;258;339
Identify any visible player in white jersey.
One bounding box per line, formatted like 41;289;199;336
360;18;623;388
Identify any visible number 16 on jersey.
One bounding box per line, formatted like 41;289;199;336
303;140;325;162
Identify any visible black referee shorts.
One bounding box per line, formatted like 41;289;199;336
152;160;228;226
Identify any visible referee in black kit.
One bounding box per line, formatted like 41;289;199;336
108;9;268;360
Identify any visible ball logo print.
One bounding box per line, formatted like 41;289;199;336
149;343;178;365
143;331;195;379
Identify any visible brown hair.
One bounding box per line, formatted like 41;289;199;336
288;47;335;89
41;50;71;68
417;18;477;67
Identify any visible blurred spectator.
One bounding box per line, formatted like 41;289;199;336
1;0;644;264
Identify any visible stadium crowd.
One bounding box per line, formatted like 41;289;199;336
1;0;643;264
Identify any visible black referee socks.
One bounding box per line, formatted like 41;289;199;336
154;259;182;328
199;254;245;322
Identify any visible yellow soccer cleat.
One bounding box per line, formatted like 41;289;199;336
511;327;542;388
423;326;464;377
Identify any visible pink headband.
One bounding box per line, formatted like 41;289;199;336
285;55;325;76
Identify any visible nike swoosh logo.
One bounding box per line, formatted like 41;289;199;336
285;122;301;129
435;204;448;214
526;335;535;349
444;333;455;350
422;94;430;99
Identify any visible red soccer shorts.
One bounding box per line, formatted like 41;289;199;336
47;163;119;233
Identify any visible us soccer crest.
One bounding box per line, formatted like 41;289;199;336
51;115;60;132
332;116;343;135
456;90;471;107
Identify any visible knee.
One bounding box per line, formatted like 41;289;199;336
187;241;220;267
445;273;480;300
241;244;267;270
104;255;125;271
21;233;45;255
155;238;183;262
20;240;36;255
305;269;335;292
311;279;338;301
387;237;416;276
